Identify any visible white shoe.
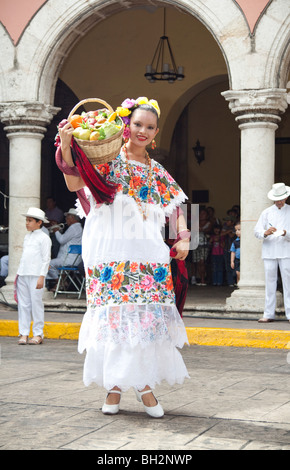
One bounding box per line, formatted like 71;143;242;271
102;390;121;415
134;389;164;418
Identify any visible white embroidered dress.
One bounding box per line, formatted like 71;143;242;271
78;151;189;391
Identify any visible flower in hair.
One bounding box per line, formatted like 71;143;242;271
123;126;131;141
122;116;131;126
135;96;149;105
116;106;131;117
121;98;136;109
148;99;161;118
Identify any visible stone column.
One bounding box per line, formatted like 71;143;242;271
221;89;288;311
0;102;60;296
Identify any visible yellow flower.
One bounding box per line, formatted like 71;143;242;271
116;262;125;272
136;97;149;105
116;106;131;117
149;99;161;117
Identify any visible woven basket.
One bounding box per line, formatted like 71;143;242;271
68;98;124;165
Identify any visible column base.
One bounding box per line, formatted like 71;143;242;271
226;285;283;312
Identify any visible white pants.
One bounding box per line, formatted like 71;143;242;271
263;258;290;320
17;275;45;337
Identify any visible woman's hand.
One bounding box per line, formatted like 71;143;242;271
59;122;75;167
171;238;189;260
58;121;86;191
58;120;74;145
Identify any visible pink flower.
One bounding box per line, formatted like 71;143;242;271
121;98;136;109
88;279;98;295
123;126;131;140
141;275;154;290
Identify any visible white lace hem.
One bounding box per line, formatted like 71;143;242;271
78;303;188;352
80;340;190;391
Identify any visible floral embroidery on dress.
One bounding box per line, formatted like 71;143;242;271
95;155;184;211
86;260;175;307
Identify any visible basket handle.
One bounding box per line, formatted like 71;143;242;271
68;98;114;121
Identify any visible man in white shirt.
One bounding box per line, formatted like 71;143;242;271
46;208;83;287
254;182;290;322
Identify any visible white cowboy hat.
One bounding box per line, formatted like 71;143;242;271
22;207;49;223
64;208;80;218
267;182;290;201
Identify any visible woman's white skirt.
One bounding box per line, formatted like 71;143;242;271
78;303;189;391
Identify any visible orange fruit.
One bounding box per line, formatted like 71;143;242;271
70;114;83;129
108;111;117;122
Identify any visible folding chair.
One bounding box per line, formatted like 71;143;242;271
54;245;85;299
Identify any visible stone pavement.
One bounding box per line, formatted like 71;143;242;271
1;336;290;450
1;285;290;451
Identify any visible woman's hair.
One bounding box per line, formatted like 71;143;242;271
131;103;159;125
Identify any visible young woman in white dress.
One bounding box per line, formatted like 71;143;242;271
58;97;190;418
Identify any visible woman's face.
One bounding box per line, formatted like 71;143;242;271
129;109;159;148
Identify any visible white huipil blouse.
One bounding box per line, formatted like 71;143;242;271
77;151;189;391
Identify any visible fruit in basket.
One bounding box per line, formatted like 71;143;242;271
102;121;120;138
72;127;91;140
70;114;83;129
87;118;97;127
71;108;122;141
108;111;117;122
90;131;100;141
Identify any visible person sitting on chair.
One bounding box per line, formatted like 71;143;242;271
46;208;83;290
